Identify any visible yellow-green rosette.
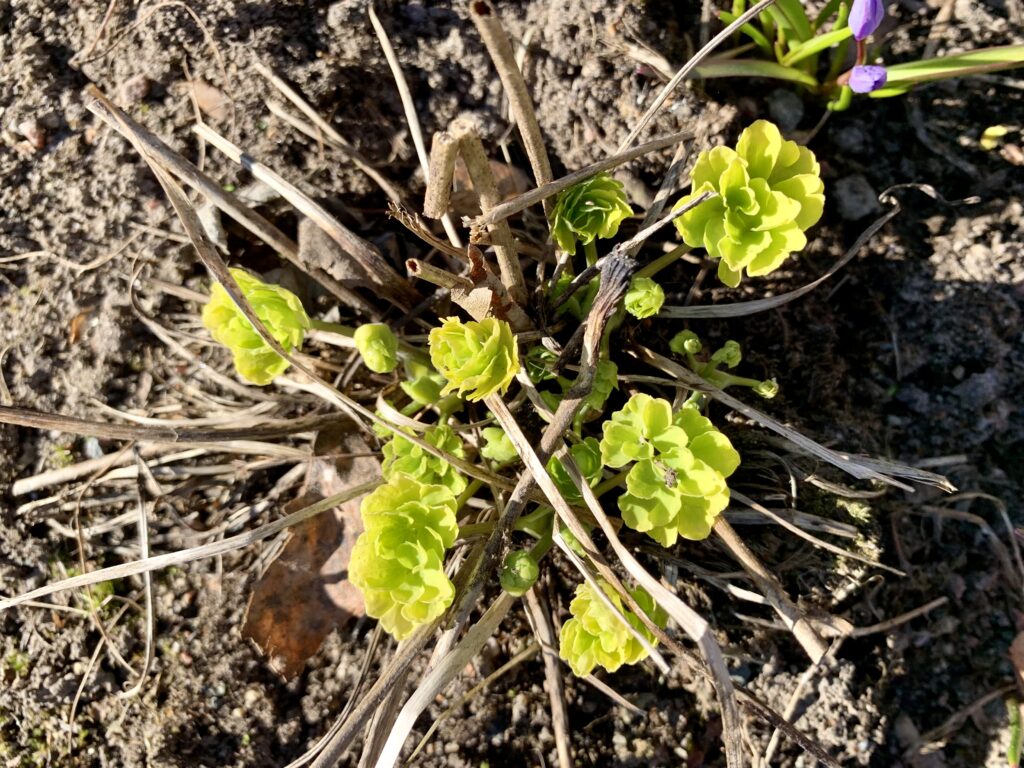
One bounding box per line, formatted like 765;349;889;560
624;277;665;319
559;580;666;677
428;317;520;402
348;477;458;640
673;120;825;287
201;268;310;385
549;172;633;255
600;394;740;546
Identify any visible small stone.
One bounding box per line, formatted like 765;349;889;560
766;88;804;132
511;692;529;725
17;118;45;150
120;74;151;103
835;174;881;220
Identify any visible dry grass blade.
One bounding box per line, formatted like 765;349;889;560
523;589;573;768
372;593;516;768
253;60;404;204
615;0;776;152
423;131;459;219
85;90;367;311
472;129;692;228
0;482;380;612
633;346;955;492
713;518;828;662
733;491;905;576
367;4;463;248
194;122;419;309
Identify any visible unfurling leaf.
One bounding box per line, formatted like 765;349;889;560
354;323;399;373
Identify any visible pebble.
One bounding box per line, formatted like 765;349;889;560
17;118;45;150
834;174;881;220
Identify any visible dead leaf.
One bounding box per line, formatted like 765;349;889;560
189;79;229;121
243;431;379;678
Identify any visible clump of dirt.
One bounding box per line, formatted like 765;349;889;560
2;0;1023;767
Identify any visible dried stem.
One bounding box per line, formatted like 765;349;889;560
451;120;527;304
423;131;460;219
524;588;573;768
470;0;553;216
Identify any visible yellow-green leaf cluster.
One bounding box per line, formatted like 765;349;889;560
600;394;740;545
559;580;666;677
349;476;458;640
428;317;520;402
673;120;824;287
201;268;310;385
381;424;467;496
549;172;632;255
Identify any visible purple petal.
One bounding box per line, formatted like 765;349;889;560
849;65;888;94
849;0;885;40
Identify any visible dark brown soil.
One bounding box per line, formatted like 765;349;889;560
1;1;1022;767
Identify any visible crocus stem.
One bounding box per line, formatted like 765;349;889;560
635;244;691;280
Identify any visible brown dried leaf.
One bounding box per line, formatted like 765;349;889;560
189;79;229;121
243;432;379;678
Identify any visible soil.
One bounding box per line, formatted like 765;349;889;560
1;1;1022;767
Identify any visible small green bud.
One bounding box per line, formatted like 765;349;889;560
547;438;603;503
201;268;310;386
353;323;399;374
755;378;779;399
500;550;540;596
669;330;702;356
711;340;742;369
624;276;665;319
480;426;518;466
428;317;520;402
673;120;825;287
549;172;633;255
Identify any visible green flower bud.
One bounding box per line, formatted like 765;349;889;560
353;323;399;374
669;330;702;356
349;476;458;640
558;580;666;677
428;317;520;402
755;378;779;399
549;172;633;255
623;277;665;319
401;359;446;406
711;340;742;369
382;424;467;496
547;438;603;503
500;550;540;596
201;268;310;385
480;426;518;466
673;120;825;287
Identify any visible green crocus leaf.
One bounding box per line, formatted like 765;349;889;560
673;120;824;286
349;476;458;640
201;268;311;385
624;276;665;319
353;323;399;374
558;580;666;677
428;317;520;402
548;172;633;255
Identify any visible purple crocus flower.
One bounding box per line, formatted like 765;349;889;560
848;65;888;93
849;0;885;41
